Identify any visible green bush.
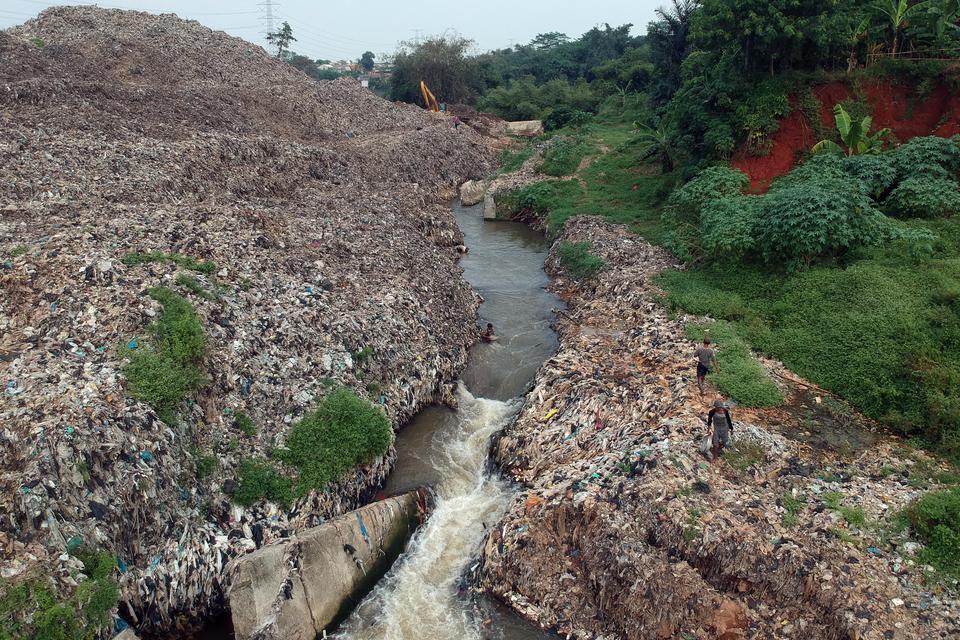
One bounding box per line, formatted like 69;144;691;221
907;487;960;578
890;135;960;181
557;241;606;279
233;460;293;507
699;195;760;257
753;185;887;268
278;388;392;497
539;138;590;177
497;180;582;222
884;177;960;219
843;154;898;199
662;166;749;259
235;411;257;437
735;89;790;156
687;321;783;407
544;106;594;131
123;287;206;424
0;550;118;640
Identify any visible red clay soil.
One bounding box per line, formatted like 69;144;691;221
733;80;960;191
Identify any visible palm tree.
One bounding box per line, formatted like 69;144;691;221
812;104;891;156
633;121;676;173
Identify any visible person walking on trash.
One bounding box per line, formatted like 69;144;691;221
694;337;719;396
707;398;733;462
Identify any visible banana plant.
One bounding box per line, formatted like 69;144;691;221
632;120;677;173
812;104;891;156
875;0;934;55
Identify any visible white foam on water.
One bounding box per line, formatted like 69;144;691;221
335;385;519;640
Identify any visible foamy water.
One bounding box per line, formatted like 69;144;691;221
335;386;518;640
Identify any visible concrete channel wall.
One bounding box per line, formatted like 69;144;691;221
227;489;429;640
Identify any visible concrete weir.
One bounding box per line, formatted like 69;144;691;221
227;489;429;640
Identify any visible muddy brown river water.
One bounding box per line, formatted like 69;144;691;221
333;203;560;640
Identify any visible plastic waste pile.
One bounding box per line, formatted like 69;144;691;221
473;217;959;639
1;6;492;636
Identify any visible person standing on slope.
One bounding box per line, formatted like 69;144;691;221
694;337;719;396
708;398;733;462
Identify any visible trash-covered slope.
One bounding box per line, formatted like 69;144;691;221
474;218;959;639
1;6;492;637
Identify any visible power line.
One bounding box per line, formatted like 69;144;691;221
258;0;275;36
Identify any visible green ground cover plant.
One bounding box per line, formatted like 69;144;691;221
686;321;783;407
538;137;590;177
498;144;534;173
123;287;206;424
557;241;606;280
232;388;391;506
0;550;118;640
907;486;960;580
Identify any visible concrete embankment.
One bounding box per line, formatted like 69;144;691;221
473;217;959;639
228;489;429;640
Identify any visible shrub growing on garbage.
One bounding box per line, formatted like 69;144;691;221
0;549;118;640
558;241;606;280
123;287;206;424
907;487;960;579
234;411;257;437
175;274;214;300
278;387;392;496
233;460;294;506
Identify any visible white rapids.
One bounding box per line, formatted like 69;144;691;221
335;386;519;640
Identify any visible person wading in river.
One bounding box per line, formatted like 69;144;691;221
708;398;733;462
480;322;495;342
694;337;719;396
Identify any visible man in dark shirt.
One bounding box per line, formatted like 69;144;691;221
708;398;733;462
694;338;719;396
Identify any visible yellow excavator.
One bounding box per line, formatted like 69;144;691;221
420;80;440;112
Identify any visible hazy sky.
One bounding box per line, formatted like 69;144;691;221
1;1;664;62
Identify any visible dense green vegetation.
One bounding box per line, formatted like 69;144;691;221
0;550;118;640
907;486;960;579
123;287;206;424
233;387;391;506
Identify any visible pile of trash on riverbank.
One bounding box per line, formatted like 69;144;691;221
474;217;960;639
1;6;494;636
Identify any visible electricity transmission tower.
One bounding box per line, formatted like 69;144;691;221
258;0;276;39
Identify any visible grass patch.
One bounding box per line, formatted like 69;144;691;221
781;491;807;527
234;411;257;437
123;287;206;424
351;346;374;367
723;439;766;471
539;137;590;177
175;274;215;300
278;387;391;496
499;144;534;173
686;321;783;407
823;491;867;527
658;243;960;461
231;388;392;506
194;453;218;480
233;460;293;507
122;251;216;274
8;245;26;258
557;241;606;280
0;549;118;640
906;487;960;581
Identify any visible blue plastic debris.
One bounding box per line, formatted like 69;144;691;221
127;338;138;350
355;513;370;544
140;451;154;462
5;380;22;397
867;546;882;555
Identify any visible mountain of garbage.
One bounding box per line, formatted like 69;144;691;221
0;6;491;636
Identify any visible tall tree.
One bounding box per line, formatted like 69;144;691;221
360;51;375;72
647;0;700;102
390;36;480;104
266;21;296;59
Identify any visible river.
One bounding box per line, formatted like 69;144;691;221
333;202;560;640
